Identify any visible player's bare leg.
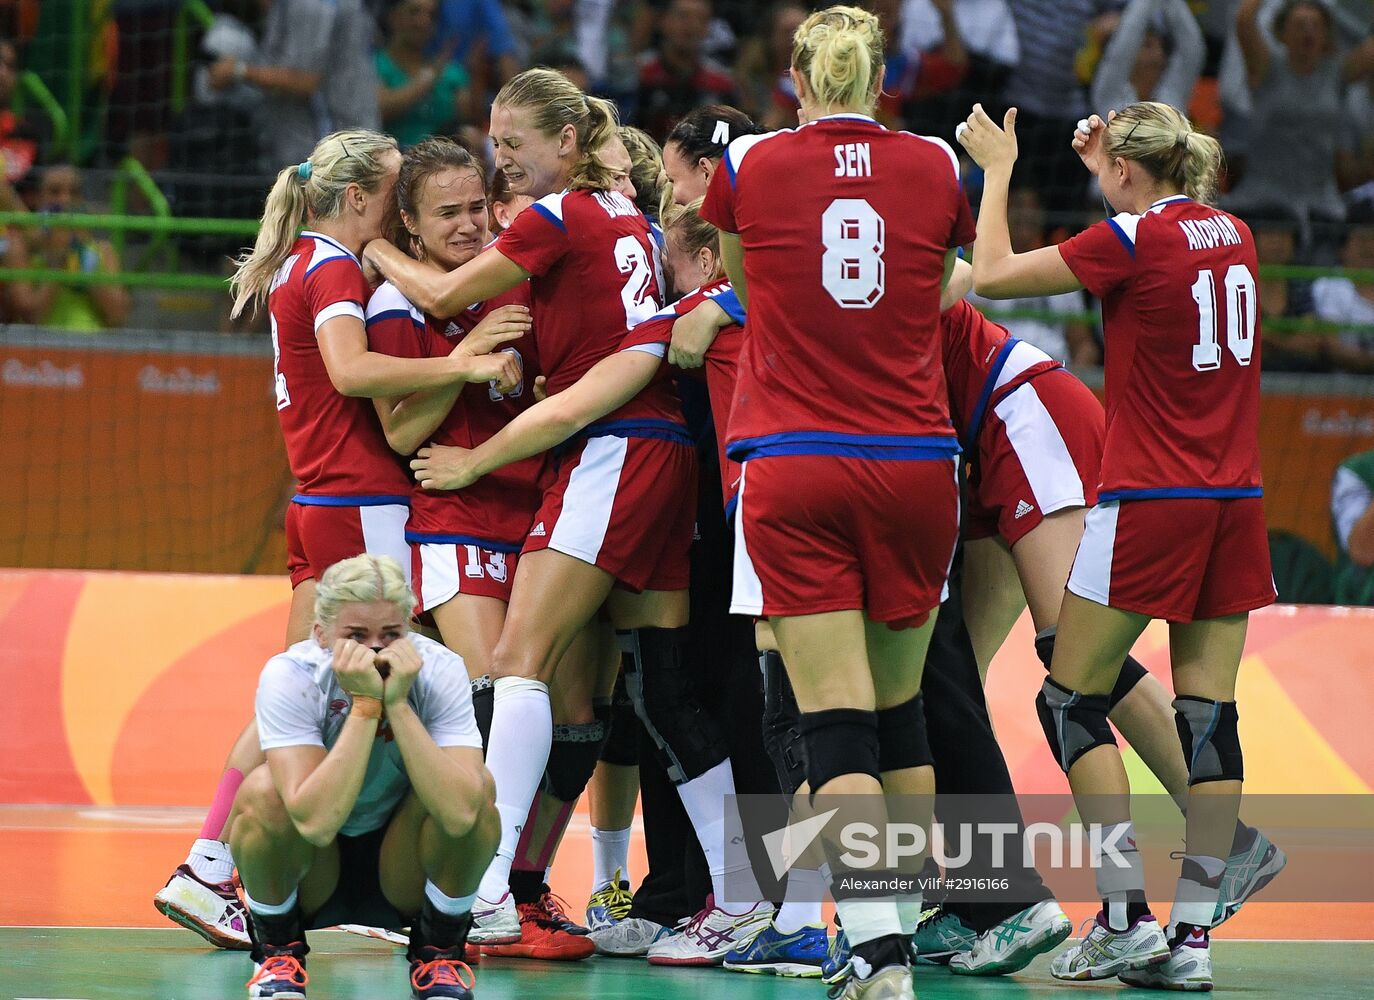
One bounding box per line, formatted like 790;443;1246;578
962;537;1026;682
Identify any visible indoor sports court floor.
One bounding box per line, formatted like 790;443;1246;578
4;805;1373;1000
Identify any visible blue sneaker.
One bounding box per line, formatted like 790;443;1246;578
911;905;976;965
821;919;851;985
723;920;827;977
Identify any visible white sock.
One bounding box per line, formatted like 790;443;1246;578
895;891;925;936
834;896;903;947
243;886;297;917
1096;821;1146;932
476;676;552;902
185;837;234;885
1167;854;1226;937
426;881;477;916
675;759;764;911
591;826;631;891
774;868;826;932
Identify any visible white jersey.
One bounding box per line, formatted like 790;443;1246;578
256;634;482;836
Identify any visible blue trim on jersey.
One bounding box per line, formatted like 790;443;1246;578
724;147;738;187
963;338;1019;453
1097;486;1264;502
724;493;738;521
292;494;411;507
405;531;523;553
531;202;567;232
714;287;746;326
728;431;960;462
583;418;693;445
367;308;424;330
301;231;357;263
1106;217;1136;258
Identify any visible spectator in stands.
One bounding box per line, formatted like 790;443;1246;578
376;0;470;149
968;187;1101;366
1311;220;1374;372
1248;211;1328;371
1333;448;1374;605
432;0;521;107
206;0;380;169
1001;0;1126;218
0;35;48;197
1227;0;1374;246
2;164;131;331
636;0;740;141
1090;0;1205;113
567;0;652;107
732;0;806;129
898;0;1019;139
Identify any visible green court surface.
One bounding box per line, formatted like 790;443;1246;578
1;930;1371;999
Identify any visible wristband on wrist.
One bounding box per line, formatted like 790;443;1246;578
349;695;384;720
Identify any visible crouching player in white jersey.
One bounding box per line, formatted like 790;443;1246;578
231;554;498;1000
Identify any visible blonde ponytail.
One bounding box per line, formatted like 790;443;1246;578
494;69;620;192
1104;101;1224;205
792;5;885;114
230;129;399;318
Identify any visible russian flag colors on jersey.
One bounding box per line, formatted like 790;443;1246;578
1058;196;1264;500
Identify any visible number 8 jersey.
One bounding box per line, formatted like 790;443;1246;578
700;113;975;458
1058;195;1263;500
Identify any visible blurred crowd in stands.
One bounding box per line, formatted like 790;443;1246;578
1;0;1373;363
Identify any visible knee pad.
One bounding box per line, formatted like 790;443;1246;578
470;674;493;751
623;626;729;784
1034;627;1056;670
1035;630;1148;714
876;692;934;772
759;650;806;794
544;721;606;802
798;708;879;792
1174;696;1243;785
1036;678;1116;773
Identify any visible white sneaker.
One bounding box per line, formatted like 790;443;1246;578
1050;912;1169;981
588;916;671;956
950;899;1073;976
646;896;774;966
153;865;251;950
468;892;521;944
1119;928;1213;991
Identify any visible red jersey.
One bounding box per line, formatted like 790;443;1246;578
940;299;1061;449
700;113;975;461
624;279;747;510
1058;196;1263;499
269;232;410;499
365;279;544;549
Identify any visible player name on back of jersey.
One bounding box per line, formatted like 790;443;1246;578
1179;213;1243;251
833;142;872;178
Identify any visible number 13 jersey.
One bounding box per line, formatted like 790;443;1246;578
701;114;975;460
1058;195;1263;500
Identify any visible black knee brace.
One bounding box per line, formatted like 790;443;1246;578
798;707;880;792
759;650;806;794
1034;629;1148;712
1174;696;1243;785
470;674;493;752
622;626;729;784
876;692;934;772
544;720;606;802
597;672;641;767
1036;677;1116;772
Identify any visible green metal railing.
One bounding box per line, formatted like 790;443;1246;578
12;71;69;156
171;0;217;117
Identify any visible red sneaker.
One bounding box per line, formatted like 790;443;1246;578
481;894;595;961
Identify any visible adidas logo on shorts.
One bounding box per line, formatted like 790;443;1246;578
1014;499;1035;519
530;522;547;537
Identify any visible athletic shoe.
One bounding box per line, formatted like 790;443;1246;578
1050;912;1170;981
828;964;915;999
949;899;1072;976
480;895;595;961
536;889;589;935
335;926;481;965
1119;927;1213;992
247;943;308;999
468;893;521;945
155;864;251;950
646;896;774;966
722;920;827;976
1213;829;1287;928
588;916;672;956
409;945;476;999
821;919;852;985
585;868;634;931
910;905;976;965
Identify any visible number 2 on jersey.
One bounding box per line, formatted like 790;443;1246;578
821;198;886;309
1190;264;1256;371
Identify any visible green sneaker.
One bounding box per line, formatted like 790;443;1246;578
911;905;976;965
949;900;1072;976
1213;828;1286;928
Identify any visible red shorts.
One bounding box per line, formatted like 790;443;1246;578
412;541;519;610
522;433;697;592
732;455;959;626
964;370;1105;546
284;499;412;589
1067;497;1276;623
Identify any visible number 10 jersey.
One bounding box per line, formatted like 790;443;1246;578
701;113;975;461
